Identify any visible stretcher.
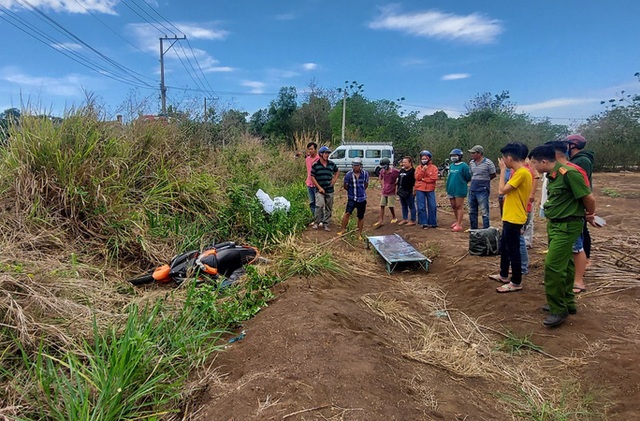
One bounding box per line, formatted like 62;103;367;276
366;234;431;273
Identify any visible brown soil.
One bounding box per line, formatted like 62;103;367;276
198;173;640;421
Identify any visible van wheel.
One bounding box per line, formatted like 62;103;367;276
374;166;381;177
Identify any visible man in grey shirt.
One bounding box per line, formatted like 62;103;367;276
468;145;497;229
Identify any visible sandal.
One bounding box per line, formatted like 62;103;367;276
573;286;587;294
496;282;523;293
488;274;510;284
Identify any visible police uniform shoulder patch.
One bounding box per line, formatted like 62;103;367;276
558;167;568;175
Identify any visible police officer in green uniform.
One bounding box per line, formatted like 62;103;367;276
528;145;597;327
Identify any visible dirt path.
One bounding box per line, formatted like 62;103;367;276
199;173;640;420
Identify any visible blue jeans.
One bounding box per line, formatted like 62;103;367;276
416;190;437;226
399;194;416;222
307;186;317;215
520;235;529;274
468;189;490;229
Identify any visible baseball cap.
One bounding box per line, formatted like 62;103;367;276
318;146;332;154
468;145;484;154
352;158;362;165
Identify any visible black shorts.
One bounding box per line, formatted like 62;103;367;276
346;200;367;219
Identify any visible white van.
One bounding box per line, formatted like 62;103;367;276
329;142;394;175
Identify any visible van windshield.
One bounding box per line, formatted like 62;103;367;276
331;150;346;159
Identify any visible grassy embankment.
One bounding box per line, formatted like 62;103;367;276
0;109;325;420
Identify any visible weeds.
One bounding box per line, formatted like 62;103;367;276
601;187;624;198
276;239;347;280
497;331;543;355
498;382;603;421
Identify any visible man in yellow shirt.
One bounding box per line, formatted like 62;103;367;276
489;143;533;293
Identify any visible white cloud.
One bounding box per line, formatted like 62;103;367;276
302;63;317;71
1;0;119;14
519;98;597;113
400;58;426;67
0;67;87;97
369;6;503;44
441;73;470;81
267;69;299;79
242;81;266;94
175;23;229;40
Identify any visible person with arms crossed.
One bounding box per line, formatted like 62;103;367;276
415;150;439;229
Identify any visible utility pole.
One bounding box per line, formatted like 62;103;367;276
159;35;186;116
336;81;364;144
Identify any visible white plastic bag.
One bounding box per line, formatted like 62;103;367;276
255;189;290;214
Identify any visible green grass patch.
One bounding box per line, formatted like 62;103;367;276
497;331;543;355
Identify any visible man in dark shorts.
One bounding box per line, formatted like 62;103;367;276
337;158;369;240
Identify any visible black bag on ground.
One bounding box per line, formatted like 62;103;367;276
469;227;500;256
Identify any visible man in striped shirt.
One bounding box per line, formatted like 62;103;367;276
311;146;339;231
337;158;369;239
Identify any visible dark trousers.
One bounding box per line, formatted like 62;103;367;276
583;221;591;259
499;221;524;285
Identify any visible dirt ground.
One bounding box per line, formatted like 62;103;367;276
198;173;640;421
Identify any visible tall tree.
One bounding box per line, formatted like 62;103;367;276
263;86;298;146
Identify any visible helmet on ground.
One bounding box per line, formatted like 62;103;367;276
450;148;463;156
419;150;432;158
380;157;390;166
352;158;363;166
563;134;586;149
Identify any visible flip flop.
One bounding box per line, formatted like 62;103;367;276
573;286;587;294
373;222;384;228
488;274;510;284
496;282;523;293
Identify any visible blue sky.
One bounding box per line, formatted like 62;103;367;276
1;0;639;126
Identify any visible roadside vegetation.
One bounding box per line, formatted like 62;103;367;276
0;73;637;418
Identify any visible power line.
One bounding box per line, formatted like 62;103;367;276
138;0;184;35
71;0;155;59
0;5;152;89
122;0;176;36
15;0;155;88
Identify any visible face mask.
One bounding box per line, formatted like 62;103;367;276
421;159;429;165
450;156;459;163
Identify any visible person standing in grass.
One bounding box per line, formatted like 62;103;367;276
529;144;597;327
337;158;369;240
397;156;416;226
310;146;339;231
445;148;471;232
373;157;400;227
489;143;532;293
415;150;439;229
305;142;319;221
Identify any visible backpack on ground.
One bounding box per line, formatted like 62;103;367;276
469;227;500;256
